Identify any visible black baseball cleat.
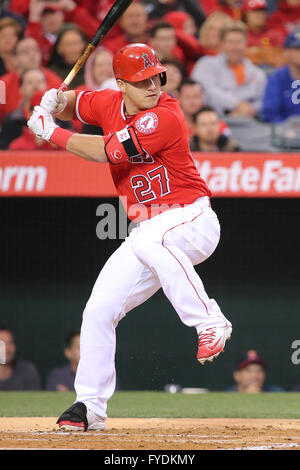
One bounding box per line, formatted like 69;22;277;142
57;402;106;431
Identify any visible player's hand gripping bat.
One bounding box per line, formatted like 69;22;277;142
58;0;134;92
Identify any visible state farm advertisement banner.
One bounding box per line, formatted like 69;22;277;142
0;150;299;197
0;151;117;197
193;153;300;197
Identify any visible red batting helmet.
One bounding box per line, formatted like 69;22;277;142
113;43;168;85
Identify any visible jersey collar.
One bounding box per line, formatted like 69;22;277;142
121;99;126;121
120;92;163;121
121;100;136;122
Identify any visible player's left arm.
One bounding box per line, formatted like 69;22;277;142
67;133;107;162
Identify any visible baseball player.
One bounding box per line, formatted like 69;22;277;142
28;44;232;432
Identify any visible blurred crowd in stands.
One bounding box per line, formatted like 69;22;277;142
0;0;300;151
0;326;299;392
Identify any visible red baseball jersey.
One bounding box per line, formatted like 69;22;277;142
75;89;211;221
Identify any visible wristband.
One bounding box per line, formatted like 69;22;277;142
50;127;74;149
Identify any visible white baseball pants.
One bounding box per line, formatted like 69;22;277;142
74;196;230;418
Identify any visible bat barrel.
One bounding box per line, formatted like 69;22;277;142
59;0;134;91
91;0;134;47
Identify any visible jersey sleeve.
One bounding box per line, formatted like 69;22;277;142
74;89;109;127
132;107;182;155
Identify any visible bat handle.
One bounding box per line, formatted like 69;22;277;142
58;82;69;92
58;44;96;94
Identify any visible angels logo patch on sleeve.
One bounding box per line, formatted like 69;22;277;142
135;112;159;134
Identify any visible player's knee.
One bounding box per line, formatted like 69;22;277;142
83;294;120;327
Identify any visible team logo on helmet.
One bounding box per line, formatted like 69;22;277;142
142;53;154;69
135;112;158;134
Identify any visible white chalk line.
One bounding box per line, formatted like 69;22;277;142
0;435;230;445
227;443;300;450
0;447;91;451
3;435;300;449
1;430;300;450
4;430;300;441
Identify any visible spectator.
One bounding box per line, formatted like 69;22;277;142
198;11;233;55
142;0;206;29
47;23;88;88
161;58;186;98
200;0;222;15
0;37;61;124
103;1;149;54
191;21;267;117
262;30;300;123
79;0;115;22
7;0;32;17
56;0;121;41
225;350;284;392
76;47;115;93
241;0;287;68
45;331;80;392
216;0;243;20
0;0;26;28
190;106;241;151
8;0;120;42
164;10;197;36
0;326;42;390
266;0;280;13
148;21;184;64
267;0;300;36
0;16;21;76
162;11;207;73
74;47;117;133
26;0;65;65
178;78;205;136
0;68;47;149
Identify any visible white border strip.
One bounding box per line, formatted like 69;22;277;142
75;91;90;125
120;99;126;121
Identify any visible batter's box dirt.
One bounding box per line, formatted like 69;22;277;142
0;418;300;450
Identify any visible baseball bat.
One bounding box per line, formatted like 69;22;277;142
58;0;134;92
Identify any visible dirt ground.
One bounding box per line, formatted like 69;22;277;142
0;418;300;450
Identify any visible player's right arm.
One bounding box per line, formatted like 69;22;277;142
27;105;107;163
28;89;108;163
28;89;154;165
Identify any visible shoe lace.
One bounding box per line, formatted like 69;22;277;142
198;328;216;346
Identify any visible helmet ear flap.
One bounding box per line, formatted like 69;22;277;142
160;72;167;87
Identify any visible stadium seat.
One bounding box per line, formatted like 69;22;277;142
271;116;300;150
224;116;280;152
